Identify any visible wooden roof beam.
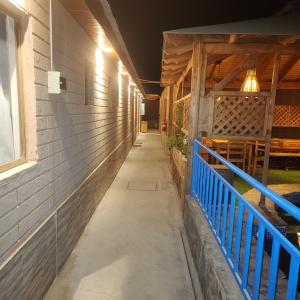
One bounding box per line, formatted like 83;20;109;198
256;54;273;77
163;52;192;64
176;57;193;86
207;54;231;66
212;54;264;91
278;55;299;81
162;69;183;77
228;34;238;44
164;43;193;56
279;35;300;46
206;43;300;55
162;61;189;71
206;78;300;90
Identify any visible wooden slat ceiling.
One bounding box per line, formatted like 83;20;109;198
161;33;300;89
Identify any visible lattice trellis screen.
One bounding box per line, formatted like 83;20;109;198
212;94;269;138
273;105;300;127
173;94;191;135
182;97;191;134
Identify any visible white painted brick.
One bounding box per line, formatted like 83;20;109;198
18;200;51;237
18;171;52;203
0;190;18;218
0;226;18;258
0;208;19;237
0;0;134;259
32;18;49;42
34;67;48;86
30;0;49;24
34;51;49;71
18;183;54;220
32;35;50;57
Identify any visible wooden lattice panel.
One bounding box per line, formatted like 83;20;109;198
213;95;268;138
273;105;300;127
182;97;191;134
173;94;191;135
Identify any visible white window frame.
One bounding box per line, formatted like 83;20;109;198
0;7;25;174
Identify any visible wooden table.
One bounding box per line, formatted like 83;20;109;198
206;138;256;173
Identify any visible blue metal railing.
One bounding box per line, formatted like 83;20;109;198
191;140;300;300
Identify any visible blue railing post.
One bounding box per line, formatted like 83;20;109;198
190;139;300;300
191;141;199;198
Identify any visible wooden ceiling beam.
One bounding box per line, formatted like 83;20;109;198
206;78;300;90
206;43;300;55
228;34;238;44
164;44;193;56
279;35;300;46
278;55;299;81
162;61;189;71
208;64;217;80
162;69;183;77
207;54;231;66
212;54;264;91
256;54;273;77
163;52;192;64
176;57;193;86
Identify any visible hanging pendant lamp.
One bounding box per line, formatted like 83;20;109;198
241;68;260;92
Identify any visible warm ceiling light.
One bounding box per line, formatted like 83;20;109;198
101;46;114;53
98;29;115;54
241;68;260;92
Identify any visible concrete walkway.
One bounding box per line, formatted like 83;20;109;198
45;133;195;300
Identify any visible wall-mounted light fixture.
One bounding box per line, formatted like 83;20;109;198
241;68;260;92
98;29;115;54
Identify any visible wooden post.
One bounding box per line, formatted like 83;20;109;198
167;85;174;137
172;83;179;135
185;41;207;193
260;52;280;207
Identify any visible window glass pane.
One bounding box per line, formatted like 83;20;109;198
0;11;21;165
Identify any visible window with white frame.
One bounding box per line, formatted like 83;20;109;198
0;10;22;169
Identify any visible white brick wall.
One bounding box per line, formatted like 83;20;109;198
0;0;136;261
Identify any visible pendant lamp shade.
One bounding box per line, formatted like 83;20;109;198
241;68;260;92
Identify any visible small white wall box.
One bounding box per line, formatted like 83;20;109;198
140;103;145;116
48;71;61;94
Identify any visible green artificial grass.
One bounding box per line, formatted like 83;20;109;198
233;169;300;195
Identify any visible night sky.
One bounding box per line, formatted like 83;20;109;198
107;0;288;94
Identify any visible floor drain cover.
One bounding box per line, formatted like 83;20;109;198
127;180;158;191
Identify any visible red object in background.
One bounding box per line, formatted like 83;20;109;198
162;121;167;132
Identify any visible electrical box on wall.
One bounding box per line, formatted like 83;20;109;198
48;72;67;94
140;103;145;116
48;71;61;94
60;76;67;90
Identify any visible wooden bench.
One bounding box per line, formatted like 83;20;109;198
270;152;300;157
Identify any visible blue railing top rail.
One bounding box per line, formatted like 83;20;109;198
194;140;300;222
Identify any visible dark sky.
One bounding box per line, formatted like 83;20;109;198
107;0;288;94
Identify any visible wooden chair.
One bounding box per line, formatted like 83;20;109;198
226;142;247;171
252;141;265;176
213;141;247;170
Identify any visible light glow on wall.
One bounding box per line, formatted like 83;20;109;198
118;60;123;104
95;47;105;96
98;28;114;54
9;0;26;10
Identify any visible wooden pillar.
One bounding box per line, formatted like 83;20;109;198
260;52;280;207
167;85;174;137
185;41;207;193
172;83;179;136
